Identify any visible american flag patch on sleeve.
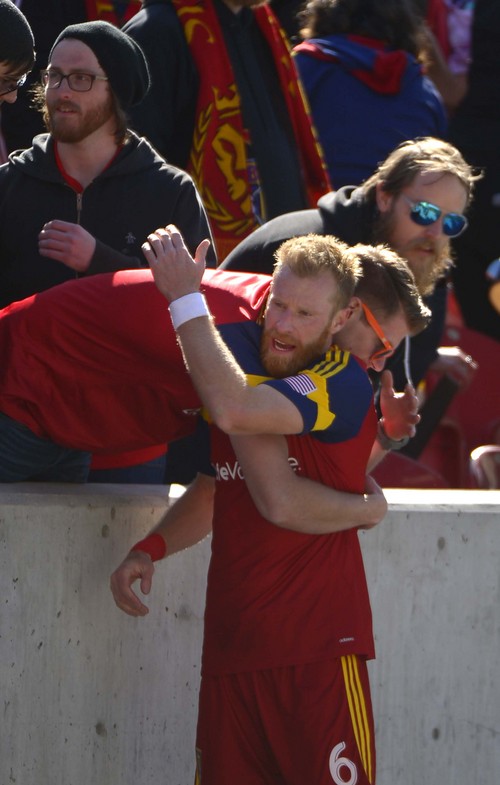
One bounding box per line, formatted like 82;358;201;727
282;374;317;396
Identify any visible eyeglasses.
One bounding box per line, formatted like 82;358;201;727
361;302;394;363
403;195;468;238
0;73;27;97
40;69;108;92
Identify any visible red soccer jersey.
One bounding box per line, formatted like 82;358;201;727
202;333;377;674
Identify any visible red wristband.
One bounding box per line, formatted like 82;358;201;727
131;533;167;562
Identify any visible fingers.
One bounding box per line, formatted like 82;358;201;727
109;556;153;617
195;238;211;264
143;225;188;264
110;572;150;617
379;369;395;393
142;224;208;302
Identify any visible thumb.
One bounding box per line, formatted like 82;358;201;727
140;570;153;596
194;238;211;267
380;369;394;394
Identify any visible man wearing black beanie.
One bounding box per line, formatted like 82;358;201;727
0;0;35;106
0;19;216;483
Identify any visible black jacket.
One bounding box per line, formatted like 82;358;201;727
0;132;215;308
123;0;309;221
222;185;446;390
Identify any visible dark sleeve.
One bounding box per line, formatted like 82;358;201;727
221;209;323;272
221;227;281;273
167;174;218;267
0;0;87;151
123;6;199;168
86;239;145;274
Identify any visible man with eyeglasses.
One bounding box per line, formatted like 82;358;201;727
0;0;34;107
222;136;481;393
0;19;216;482
0;19;214;310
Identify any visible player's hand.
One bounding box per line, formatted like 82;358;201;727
379;369;420;441
38;219;96;271
110;551;155;617
143;224;210;302
359;475;388;529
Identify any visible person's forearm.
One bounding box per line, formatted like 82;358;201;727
87;239;143;275
176;315;250;429
141;473;214;556
144;225;303;435
231;434;386;533
110;474;214;617
175;316;302;435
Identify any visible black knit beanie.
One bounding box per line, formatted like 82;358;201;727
0;0;35;70
49;20;150;111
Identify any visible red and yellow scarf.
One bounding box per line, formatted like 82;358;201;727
173;0;330;259
84;0;142;26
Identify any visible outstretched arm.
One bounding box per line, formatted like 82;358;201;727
368;370;420;470
110;473;214;617
232;433;387;534
143;225;305;436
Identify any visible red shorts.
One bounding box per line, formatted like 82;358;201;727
195;655;376;785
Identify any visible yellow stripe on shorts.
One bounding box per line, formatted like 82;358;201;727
341;654;373;783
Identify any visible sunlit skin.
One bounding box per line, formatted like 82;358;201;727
259;267;409;377
0;61;27;105
260;267;347;378
335;303;410;373
376;171;468;294
43;39;115;144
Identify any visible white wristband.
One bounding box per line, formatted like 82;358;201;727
168;292;210;330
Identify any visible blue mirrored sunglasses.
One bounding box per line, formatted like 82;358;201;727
403;195;468;237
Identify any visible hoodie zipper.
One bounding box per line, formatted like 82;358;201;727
76;191;83;225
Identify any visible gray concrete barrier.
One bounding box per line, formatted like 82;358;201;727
1;485;499;785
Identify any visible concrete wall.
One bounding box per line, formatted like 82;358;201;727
1;485;499;785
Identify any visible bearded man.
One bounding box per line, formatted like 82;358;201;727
110;227;430;784
0;19;216;482
222;137;480;391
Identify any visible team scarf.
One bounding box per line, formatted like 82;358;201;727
172;0;330;259
84;0;142;25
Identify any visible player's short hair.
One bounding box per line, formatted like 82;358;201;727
273;233;362;312
353;243;431;336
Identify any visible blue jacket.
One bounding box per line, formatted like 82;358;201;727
294;35;447;188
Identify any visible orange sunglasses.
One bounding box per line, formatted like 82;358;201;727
361;302;394;363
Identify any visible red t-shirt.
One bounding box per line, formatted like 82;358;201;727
0;268;268;454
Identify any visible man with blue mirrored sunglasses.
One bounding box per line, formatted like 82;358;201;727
402;195;468;238
223;137;482;393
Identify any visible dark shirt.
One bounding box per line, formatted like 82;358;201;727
124;0;308;222
1;0;88;151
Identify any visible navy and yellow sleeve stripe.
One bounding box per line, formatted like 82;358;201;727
262;348;373;442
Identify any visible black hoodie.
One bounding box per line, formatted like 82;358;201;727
0;131;215;308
